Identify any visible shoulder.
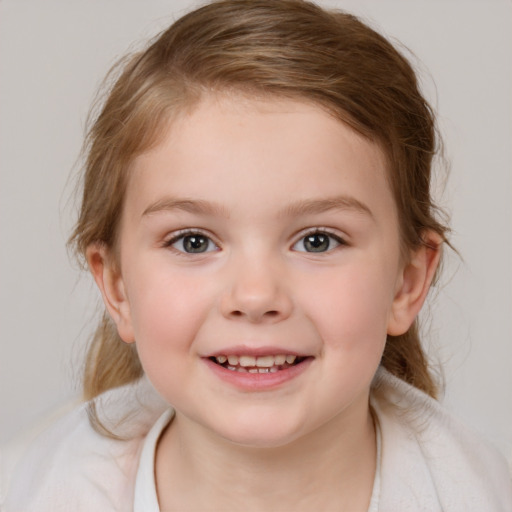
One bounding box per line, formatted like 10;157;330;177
1;377;168;512
371;368;512;512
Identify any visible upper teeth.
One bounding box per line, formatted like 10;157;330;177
216;354;297;367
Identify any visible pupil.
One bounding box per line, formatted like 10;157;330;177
305;234;329;252
184;235;208;253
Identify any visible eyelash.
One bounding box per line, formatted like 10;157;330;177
163;229;220;255
291;228;347;253
163;228;347;255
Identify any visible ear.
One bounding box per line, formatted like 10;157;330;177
387;231;443;336
86;242;135;343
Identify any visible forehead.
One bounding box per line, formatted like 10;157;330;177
126;95;395;224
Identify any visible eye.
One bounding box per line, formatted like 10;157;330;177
292;231;345;253
167;232;218;254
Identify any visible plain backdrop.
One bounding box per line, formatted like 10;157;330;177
0;0;511;461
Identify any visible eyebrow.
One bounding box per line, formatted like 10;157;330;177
142;195;373;219
280;196;374;219
142;198;230;217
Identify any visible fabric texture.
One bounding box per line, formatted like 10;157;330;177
133;409;174;512
2;368;511;511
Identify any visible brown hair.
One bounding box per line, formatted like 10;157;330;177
70;0;448;409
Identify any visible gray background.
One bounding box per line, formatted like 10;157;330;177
1;0;511;461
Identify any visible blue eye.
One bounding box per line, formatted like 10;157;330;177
293;231;344;253
168;233;218;254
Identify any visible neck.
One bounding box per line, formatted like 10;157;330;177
155;399;377;512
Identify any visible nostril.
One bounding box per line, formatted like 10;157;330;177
229;309;280;320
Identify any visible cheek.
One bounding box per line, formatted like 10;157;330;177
299;261;395;353
124;265;215;357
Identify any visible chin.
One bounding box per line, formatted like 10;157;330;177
212;416;306;450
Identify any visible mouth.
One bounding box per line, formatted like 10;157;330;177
204;350;313;390
208;354;309;374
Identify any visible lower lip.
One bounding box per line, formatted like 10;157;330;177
203;357;313;391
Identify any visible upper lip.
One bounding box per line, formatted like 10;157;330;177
204;345;311;358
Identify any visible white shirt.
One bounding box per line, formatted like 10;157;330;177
2;368;511;511
133;409;173;512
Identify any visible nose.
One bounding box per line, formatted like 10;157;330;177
220;256;293;323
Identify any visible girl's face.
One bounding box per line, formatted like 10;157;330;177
101;95;417;447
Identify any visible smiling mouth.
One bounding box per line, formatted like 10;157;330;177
209;354;307;374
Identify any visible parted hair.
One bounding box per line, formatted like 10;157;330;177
70;0;448;413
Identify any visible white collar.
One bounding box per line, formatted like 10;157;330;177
132;409;382;512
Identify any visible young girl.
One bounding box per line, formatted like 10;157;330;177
3;0;511;510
